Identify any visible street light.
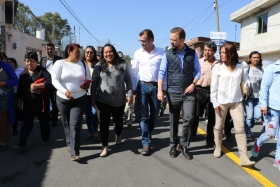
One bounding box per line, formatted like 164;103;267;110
112;43;121;45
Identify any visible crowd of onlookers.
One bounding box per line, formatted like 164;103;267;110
0;27;280;169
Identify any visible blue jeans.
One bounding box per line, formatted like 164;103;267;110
85;96;99;134
137;81;160;146
244;98;261;134
256;108;280;160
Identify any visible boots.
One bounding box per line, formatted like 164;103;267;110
235;133;255;167
214;129;223;158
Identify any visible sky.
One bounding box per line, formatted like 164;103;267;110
19;0;252;58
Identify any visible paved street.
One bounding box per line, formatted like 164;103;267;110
0;111;279;187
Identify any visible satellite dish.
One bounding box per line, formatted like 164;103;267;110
0;0;6;5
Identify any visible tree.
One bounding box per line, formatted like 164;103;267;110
123;55;132;65
14;3;71;43
14;3;41;35
39;12;71;42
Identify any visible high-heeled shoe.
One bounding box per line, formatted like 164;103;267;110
115;135;122;144
100;146;108;157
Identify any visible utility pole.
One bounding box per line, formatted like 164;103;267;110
214;0;220;32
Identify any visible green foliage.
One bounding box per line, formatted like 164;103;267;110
14;3;71;42
123;55;132;65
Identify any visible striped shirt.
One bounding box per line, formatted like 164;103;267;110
196;57;217;87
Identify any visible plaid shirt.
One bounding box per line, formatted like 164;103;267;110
196;57;217;87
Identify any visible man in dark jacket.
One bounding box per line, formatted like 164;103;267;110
158;27;201;160
40;43;62;127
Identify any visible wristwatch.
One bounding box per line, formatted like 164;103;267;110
192;82;196;86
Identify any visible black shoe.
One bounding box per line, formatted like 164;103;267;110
51;122;57;127
177;144;192;160
141;146;150;156
224;134;232;141
169;146;179;158
0;145;8;152
12;130;18;136
191;134;196;141
206;141;215;148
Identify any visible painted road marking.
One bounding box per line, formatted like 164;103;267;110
197;127;277;187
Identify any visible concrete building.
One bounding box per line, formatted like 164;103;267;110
0;0;48;67
185;36;239;58
1;25;47;67
231;0;280;62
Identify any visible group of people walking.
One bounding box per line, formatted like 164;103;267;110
0;26;279;169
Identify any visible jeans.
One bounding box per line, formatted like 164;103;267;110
256;108;280;160
244;98;261;134
137;81;160;146
85;96;99;134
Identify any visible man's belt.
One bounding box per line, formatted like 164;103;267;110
140;80;158;86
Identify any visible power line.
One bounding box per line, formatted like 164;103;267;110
59;0;103;45
155;3;213;46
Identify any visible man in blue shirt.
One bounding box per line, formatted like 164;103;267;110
251;59;280;169
158;27;200;159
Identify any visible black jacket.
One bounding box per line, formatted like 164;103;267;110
17;66;52;104
40;54;62;91
40;54;63;68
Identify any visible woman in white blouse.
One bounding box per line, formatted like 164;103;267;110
51;44;91;161
210;43;255;167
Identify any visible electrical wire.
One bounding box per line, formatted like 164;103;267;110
59;0;103;45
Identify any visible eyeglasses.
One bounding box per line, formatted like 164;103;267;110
85;51;94;54
138;39;149;43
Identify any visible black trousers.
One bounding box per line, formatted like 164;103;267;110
19;99;50;147
191;86;233;143
191;86;212;137
167;91;196;147
49;89;58;123
96;101;125;146
56;95;87;156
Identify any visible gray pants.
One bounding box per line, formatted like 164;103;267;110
167;92;196;147
56;95;87;156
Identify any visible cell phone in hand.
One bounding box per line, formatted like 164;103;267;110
81;79;92;86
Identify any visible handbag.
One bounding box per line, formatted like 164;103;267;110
0;93;8;111
240;62;250;98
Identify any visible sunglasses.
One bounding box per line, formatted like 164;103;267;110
85;51;94;54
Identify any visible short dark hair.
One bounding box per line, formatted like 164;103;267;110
248;51;263;68
25;52;38;62
46;42;55;49
7;58;18;67
203;41;217;53
118;51;124;58
139;29;154;40
64;43;80;58
170;27;186;40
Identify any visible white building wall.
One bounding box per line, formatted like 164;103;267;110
5;25;47;68
238;2;280;61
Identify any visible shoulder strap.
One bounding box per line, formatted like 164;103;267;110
241;62;244;82
81;60;87;78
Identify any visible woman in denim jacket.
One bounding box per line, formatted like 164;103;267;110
251;59;280;169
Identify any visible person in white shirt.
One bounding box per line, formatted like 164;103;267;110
131;29;164;155
210;43;255;167
51;43;90;162
40;43;62;127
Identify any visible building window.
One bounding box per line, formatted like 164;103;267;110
257;13;268;34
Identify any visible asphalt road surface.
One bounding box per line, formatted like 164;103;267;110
0;111;279;187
